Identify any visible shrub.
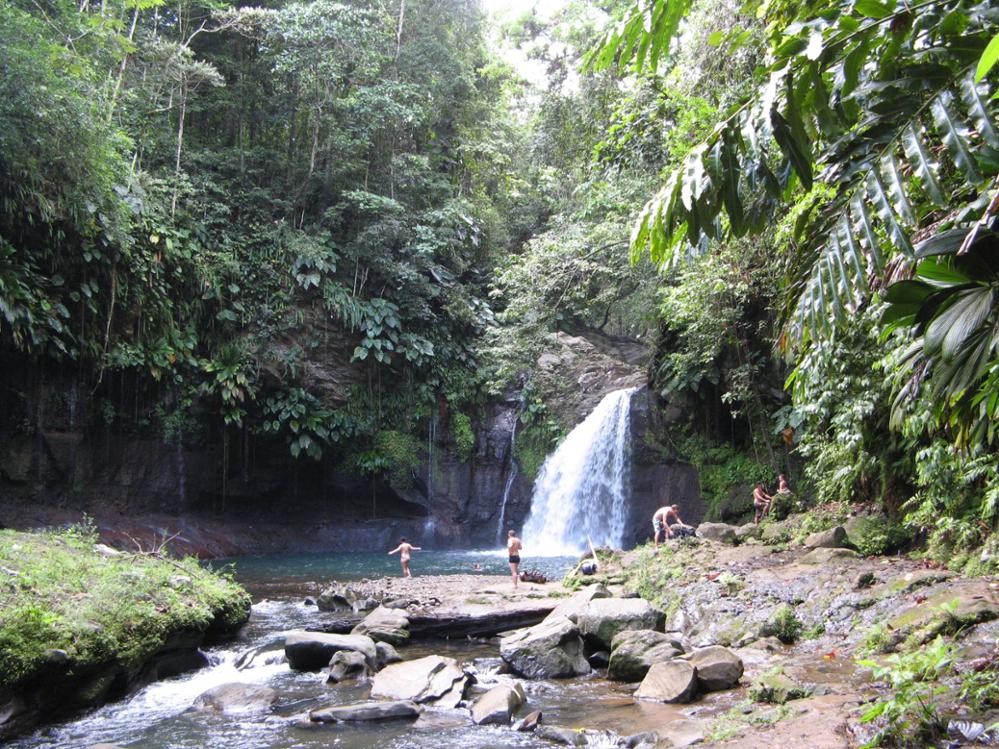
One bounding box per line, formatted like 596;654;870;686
852;517;911;557
452;412;475;462
765;604;802;644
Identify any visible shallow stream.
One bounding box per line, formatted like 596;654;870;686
10;550;721;749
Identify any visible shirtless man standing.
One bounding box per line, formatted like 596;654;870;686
753;483;772;524
388;537;421;577
507;530;523;588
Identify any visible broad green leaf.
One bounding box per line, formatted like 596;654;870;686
880;154;915;224
680;147;707;211
916;258;974;286
960;74;999;148
931;91;982;184
925;287;994;359
914;227;970;258
771;109;813;190
975;32;999;82
884;279;933;305
707;30;724;46
851;193;884;272
854;0;892;19
901;123;946;206
866;171;914;255
719;128;745;235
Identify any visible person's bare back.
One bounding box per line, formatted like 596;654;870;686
388;538;421;577
507;530;522;587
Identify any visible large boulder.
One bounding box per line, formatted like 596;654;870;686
352;607;410;646
696;523;738;545
634;661;698;703
607;630;684;682
804;526;847;549
369;655;471;707
309;700;421;722
327;650;372;683
500;615;590;679
191;683;279;714
284;631;377;671
544;585;611;623
576;598;665;650
470;683;526;725
683;646;743;692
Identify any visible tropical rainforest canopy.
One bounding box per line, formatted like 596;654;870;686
2;0;999;567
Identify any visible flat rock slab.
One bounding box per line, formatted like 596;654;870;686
284;631;377;671
370;655;470;707
544;586;611;623
634;661;698;703
408;602;556;639
309;700;421;722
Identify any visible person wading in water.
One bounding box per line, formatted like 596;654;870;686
388;538;421;577
507;530;522;588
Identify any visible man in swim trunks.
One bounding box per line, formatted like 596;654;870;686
507;529;522;588
388;537;421;577
652;506;670;547
753;483;772;524
665;504;694;537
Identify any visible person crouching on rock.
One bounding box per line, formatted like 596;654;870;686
507;530;522;588
388;538;421;577
666;504;694;538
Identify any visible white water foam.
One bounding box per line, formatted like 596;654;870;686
521;388;636;555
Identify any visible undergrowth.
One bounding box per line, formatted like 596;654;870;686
0;525;249;688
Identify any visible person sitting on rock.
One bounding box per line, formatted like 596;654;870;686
778;474;790;494
753;483;773;524
388;538;421;577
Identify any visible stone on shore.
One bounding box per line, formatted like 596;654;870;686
513;709;543;732
749;671;811;704
634;661;698;703
804;526;847;549
608;630;684;682
309;700;421;722
470;683;526;725
696;523;738;545
536;725;588;746
191;683;279;714
369;655;471;707
499;615;590;679
326;650;372;683
683;646;743;692
375;640;403;668
800;547;859;565
284;631;377;671
576;598;665;650
352;606;411;645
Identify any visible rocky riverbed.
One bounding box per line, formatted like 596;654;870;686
18;517;999;749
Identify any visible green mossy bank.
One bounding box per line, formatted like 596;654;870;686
0;526;250;739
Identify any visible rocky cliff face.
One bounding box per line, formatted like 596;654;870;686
0;330;705;554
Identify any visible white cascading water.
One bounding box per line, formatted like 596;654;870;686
522;387;636;555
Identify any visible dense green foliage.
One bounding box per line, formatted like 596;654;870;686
0;526;249;688
3;0;999;566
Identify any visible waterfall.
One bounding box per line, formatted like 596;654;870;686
522;387;636;555
494;407;521;545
